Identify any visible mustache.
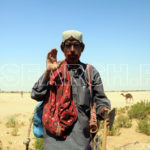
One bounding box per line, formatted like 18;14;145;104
68;54;77;57
68;53;79;56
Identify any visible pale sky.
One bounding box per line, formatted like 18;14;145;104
0;0;150;91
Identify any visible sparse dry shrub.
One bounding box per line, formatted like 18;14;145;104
114;148;122;150
29;118;32;122
8;141;12;145
5;116;18;128
11;127;18;136
99;120;104;129
34;138;44;150
124;106;129;111
137;119;150;135
97;135;102;150
99;120;120;136
116;115;132;128
5;115;25;128
13;113;21;117
117;107;126;115
128;100;150;120
107;125;121;136
0;140;2;150
20;121;25;126
6;146;9;150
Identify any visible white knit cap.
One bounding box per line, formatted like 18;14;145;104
62;30;83;42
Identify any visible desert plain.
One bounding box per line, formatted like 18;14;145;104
0;91;150;150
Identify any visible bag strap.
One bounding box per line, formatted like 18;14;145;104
87;64;98;135
87;64;92;107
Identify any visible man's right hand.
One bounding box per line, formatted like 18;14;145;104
44;48;63;78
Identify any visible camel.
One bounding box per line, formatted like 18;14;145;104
21;91;23;98
121;93;133;104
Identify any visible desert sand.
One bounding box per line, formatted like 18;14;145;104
0;91;150;150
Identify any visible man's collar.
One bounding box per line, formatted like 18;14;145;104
66;60;82;70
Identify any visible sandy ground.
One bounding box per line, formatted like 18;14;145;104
0;91;150;150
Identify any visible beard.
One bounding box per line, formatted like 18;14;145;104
65;54;80;64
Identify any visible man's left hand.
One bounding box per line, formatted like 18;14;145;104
101;107;111;126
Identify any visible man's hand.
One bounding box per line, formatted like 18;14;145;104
101;107;111;126
44;48;63;78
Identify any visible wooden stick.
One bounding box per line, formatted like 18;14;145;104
102;119;107;150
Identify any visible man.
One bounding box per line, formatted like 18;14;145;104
31;30;111;150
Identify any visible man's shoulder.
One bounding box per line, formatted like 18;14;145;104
79;61;86;70
79;61;100;76
79;61;95;70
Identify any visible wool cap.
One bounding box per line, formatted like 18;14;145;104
62;30;83;43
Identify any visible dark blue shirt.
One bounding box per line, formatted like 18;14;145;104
31;61;111;150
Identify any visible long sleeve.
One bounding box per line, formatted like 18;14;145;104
90;66;111;119
31;74;50;101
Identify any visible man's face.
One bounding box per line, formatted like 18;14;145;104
63;38;82;64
